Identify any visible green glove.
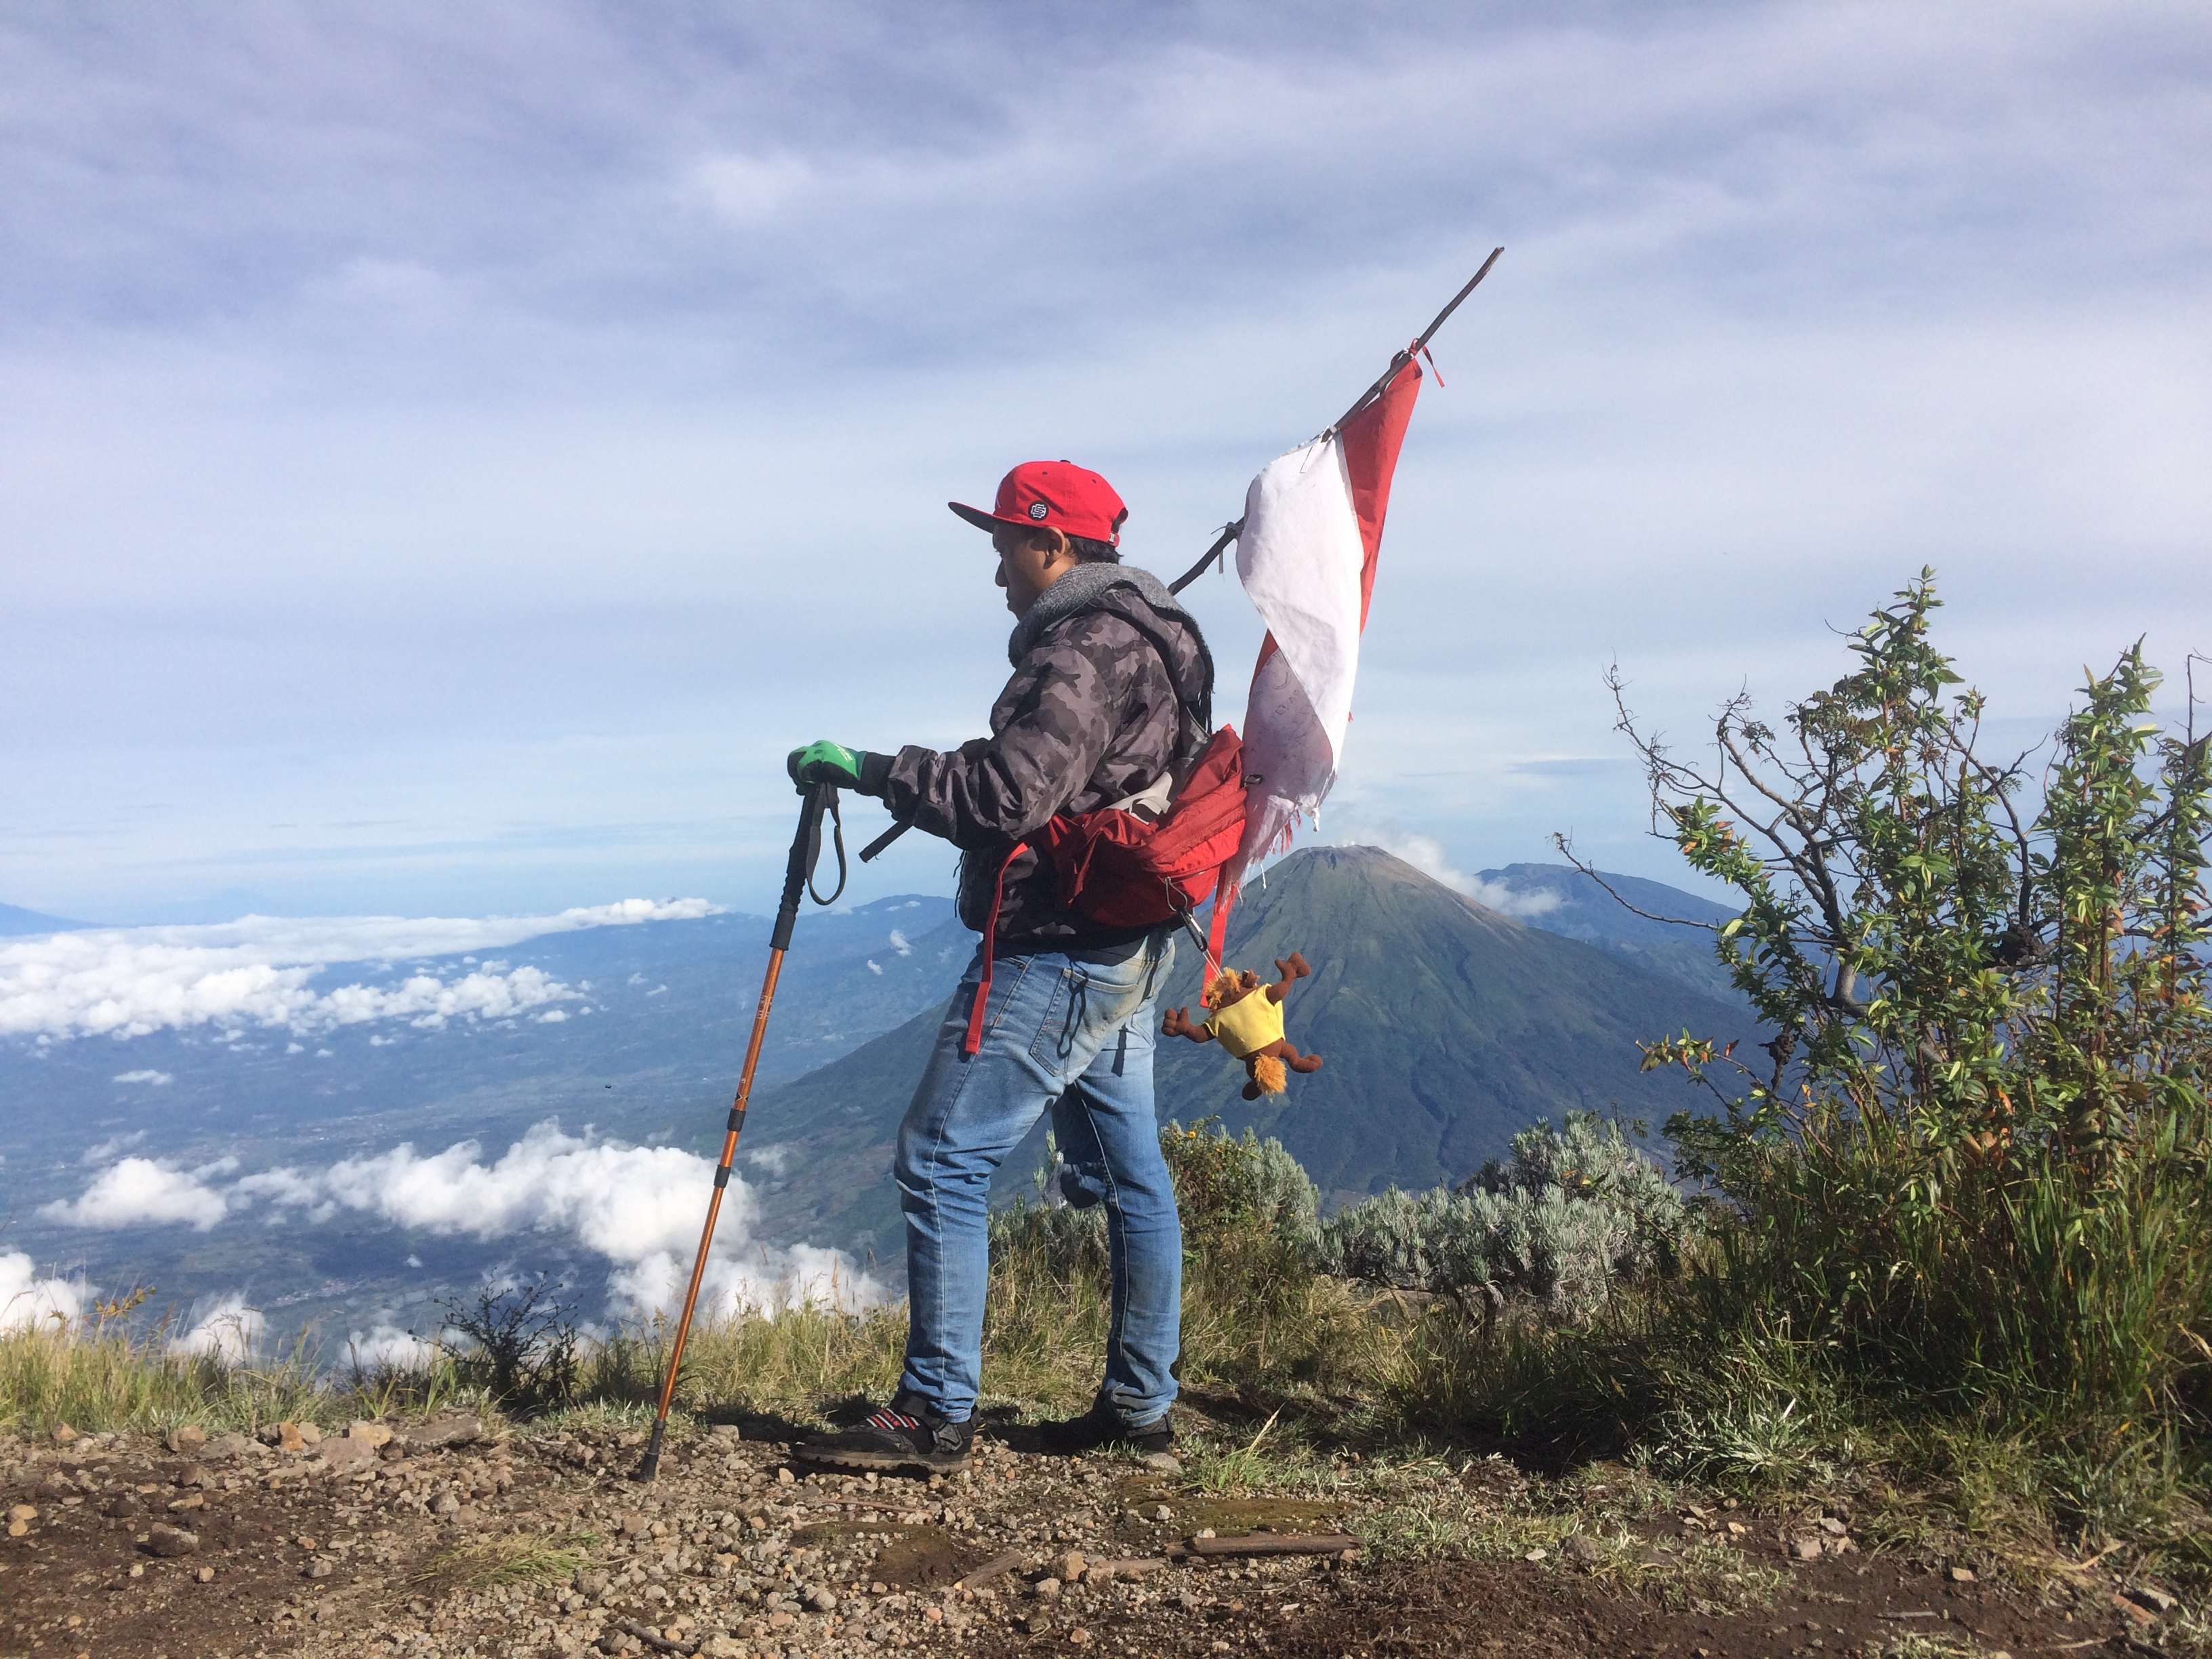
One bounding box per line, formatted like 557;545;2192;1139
787;739;864;790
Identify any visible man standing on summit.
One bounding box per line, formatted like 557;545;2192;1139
784;461;1213;1475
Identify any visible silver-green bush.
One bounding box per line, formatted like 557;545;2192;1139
1319;1113;1685;1322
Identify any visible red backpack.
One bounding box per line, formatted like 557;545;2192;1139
1035;724;1247;926
962;622;1247;1054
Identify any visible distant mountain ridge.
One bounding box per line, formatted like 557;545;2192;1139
1473;862;1743;1000
743;846;1759;1266
0;903;93;936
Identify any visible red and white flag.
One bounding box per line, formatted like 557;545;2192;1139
1208;359;1421;960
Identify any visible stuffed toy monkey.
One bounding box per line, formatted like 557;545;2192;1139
1162;953;1324;1099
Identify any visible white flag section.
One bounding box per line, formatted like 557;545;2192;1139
1226;358;1422;893
1234;436;1370;867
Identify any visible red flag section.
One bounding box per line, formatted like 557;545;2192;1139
1207;359;1424;970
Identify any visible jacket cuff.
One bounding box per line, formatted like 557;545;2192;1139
855;750;894;798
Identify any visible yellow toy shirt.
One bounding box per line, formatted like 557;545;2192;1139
1204;990;1285;1059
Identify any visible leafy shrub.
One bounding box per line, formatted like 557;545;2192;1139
1318;1113;1685;1322
991;1118;1319;1280
1578;570;2212;1473
1162;1118;1322;1266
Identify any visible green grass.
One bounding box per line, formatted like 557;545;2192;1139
0;1315;330;1437
1351;1456;1786;1614
0;1298;496;1439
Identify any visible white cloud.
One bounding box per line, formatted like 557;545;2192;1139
888;929;911;956
342;1324;441;1374
1345;832;1563;920
743;1144;793;1176
0;899;718;1043
0;1251;87;1331
82;1130;149;1164
687;150;815;226
535;1008;568;1023
864;960;882;975
112;1068;173;1086
609;1242;877;1325
39;1156;232;1231
241;1125;720;1257
330;965;579;1029
167;1293;264;1363
231;1122;884;1317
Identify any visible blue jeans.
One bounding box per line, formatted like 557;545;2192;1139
895;933;1181;1427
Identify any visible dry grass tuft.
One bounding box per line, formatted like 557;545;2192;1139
411;1530;598;1590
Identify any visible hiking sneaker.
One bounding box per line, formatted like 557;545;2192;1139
791;1394;974;1475
1037;1403;1179;1471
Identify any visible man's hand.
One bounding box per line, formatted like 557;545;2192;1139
787;740;865;790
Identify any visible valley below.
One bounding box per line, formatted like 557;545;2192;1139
3;852;1753;1357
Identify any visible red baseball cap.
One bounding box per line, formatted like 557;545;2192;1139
949;460;1128;548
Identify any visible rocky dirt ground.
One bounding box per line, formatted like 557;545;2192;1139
0;1406;2194;1659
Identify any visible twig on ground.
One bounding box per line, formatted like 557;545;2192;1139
1179;1532;1360;1559
954;1548;1029;1591
610;1619;696;1655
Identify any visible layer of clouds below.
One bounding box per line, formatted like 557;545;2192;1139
1341;831;1563;921
0;898;716;1042
0;1250;87;1332
166;1294;265;1364
342;1324;443;1374
38;1122;883;1323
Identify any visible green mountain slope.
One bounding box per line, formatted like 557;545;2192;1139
741;846;1757;1265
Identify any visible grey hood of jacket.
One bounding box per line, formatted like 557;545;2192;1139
1006;561;1202;672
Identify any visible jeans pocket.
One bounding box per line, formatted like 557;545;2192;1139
1025;960;1080;1069
1099;942;1167;1027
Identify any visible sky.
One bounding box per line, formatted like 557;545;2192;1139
6;0;2209;925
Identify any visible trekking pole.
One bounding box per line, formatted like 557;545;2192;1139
637;780;846;1481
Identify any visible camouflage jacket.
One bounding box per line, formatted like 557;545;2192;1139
875;565;1214;949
